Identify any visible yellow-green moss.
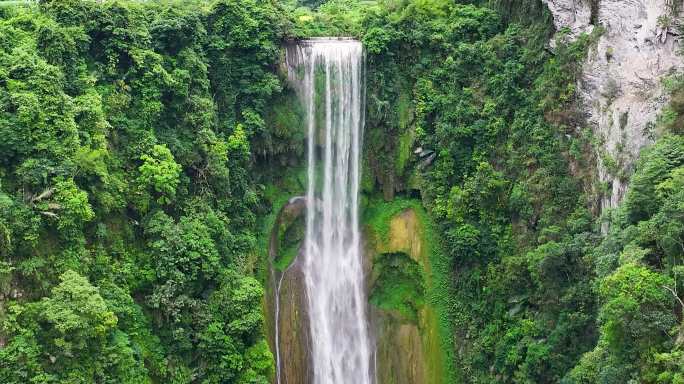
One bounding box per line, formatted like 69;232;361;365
395;129;413;176
362;197;456;383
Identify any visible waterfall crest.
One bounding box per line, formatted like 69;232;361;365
285;38;373;384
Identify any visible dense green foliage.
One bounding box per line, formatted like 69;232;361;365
566;134;684;383
358;0;682;383
0;0;295;382
0;0;682;383
358;1;601;382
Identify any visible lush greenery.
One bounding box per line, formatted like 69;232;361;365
0;0;682;383
566;132;684;383
357;1;598;382
0;0;295;382
362;196;457;380
358;1;683;383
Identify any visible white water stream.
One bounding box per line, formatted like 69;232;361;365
283;38;373;384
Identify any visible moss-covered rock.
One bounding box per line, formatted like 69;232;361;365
264;195;311;384
363;201;450;384
369;251;425;321
271;263;312;384
270;196;306;272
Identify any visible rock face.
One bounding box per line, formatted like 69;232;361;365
543;0;593;38
271;260;311;384
266;200;446;384
367;208;445;384
265;197;311;384
373;311;427;384
543;0;683;209
370;209;426;384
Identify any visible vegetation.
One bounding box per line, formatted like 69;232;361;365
363;196;457;380
359;0;681;383
567;134;684;383
358;1;601;382
369;251;425;321
0;0;291;382
0;0;682;383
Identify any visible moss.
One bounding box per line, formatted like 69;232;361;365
363;196;456;383
370;251;425;321
395;128;413;176
361;153;376;193
362;197;417;242
273;242;299;272
415;204;456;384
255;166;307;282
396;89;409;125
273;215;304;272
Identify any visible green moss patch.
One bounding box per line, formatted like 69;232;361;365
362;196;418;242
272;214;305;272
256;167;307;281
370;251;425;321
362;196;456;382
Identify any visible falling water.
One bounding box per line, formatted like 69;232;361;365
285;38;373;384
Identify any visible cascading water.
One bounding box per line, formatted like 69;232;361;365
284;38;373;384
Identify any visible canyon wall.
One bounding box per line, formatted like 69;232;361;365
543;0;683;209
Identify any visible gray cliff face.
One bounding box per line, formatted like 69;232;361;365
543;0;593;38
543;0;683;210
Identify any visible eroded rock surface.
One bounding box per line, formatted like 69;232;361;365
367;208;444;384
543;0;683;209
543;0;593;38
265;196;311;384
373;308;427;384
272;261;311;384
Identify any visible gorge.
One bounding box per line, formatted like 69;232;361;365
1;1;684;383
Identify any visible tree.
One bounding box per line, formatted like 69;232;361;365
0;271;149;383
137;144;181;206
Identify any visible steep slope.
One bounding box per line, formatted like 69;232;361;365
543;0;684;209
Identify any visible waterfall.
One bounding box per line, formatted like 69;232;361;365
285;38;373;384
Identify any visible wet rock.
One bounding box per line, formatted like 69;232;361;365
272;260;312;384
366;208;445;384
373;307;427;384
265;196;312;384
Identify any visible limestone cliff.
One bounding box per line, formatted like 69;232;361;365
542;0;683;209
